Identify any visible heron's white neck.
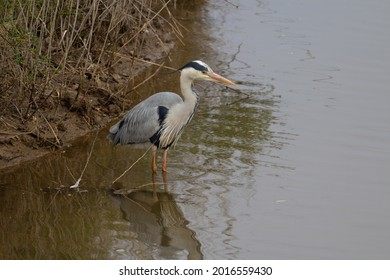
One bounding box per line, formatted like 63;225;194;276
158;73;199;148
179;74;199;113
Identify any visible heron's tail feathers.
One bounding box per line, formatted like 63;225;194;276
107;121;122;145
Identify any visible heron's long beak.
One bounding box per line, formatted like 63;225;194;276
207;72;237;86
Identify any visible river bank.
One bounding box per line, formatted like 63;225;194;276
0;0;189;170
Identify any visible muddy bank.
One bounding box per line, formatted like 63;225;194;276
0;1;194;170
0;44;172;169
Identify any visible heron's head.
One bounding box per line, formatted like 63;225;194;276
179;60;236;86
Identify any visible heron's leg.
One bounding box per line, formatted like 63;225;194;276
152;145;157;173
152;172;157;192
162;149;168;173
162;171;168;192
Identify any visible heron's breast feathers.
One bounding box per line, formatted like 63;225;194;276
158;103;196;149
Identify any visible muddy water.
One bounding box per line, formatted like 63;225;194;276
1;0;390;259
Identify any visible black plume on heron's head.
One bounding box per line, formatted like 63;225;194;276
178;60;211;73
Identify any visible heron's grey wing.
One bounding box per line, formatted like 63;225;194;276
108;92;182;145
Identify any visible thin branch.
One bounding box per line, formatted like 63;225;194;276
70;131;99;188
111;52;177;71
39;110;61;146
130;61;165;91
112;144;153;184
115;0;172;54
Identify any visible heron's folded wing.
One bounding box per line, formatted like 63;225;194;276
108;92;182;145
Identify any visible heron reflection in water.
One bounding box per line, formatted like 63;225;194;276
108;60;236;173
110;185;203;260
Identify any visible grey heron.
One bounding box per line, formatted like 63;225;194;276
107;60;236;173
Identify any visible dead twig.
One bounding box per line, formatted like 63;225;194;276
38;110;61;146
112;144;153;184
114;0;172;57
131;61;165;91
69;131;99;189
113;53;177;71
